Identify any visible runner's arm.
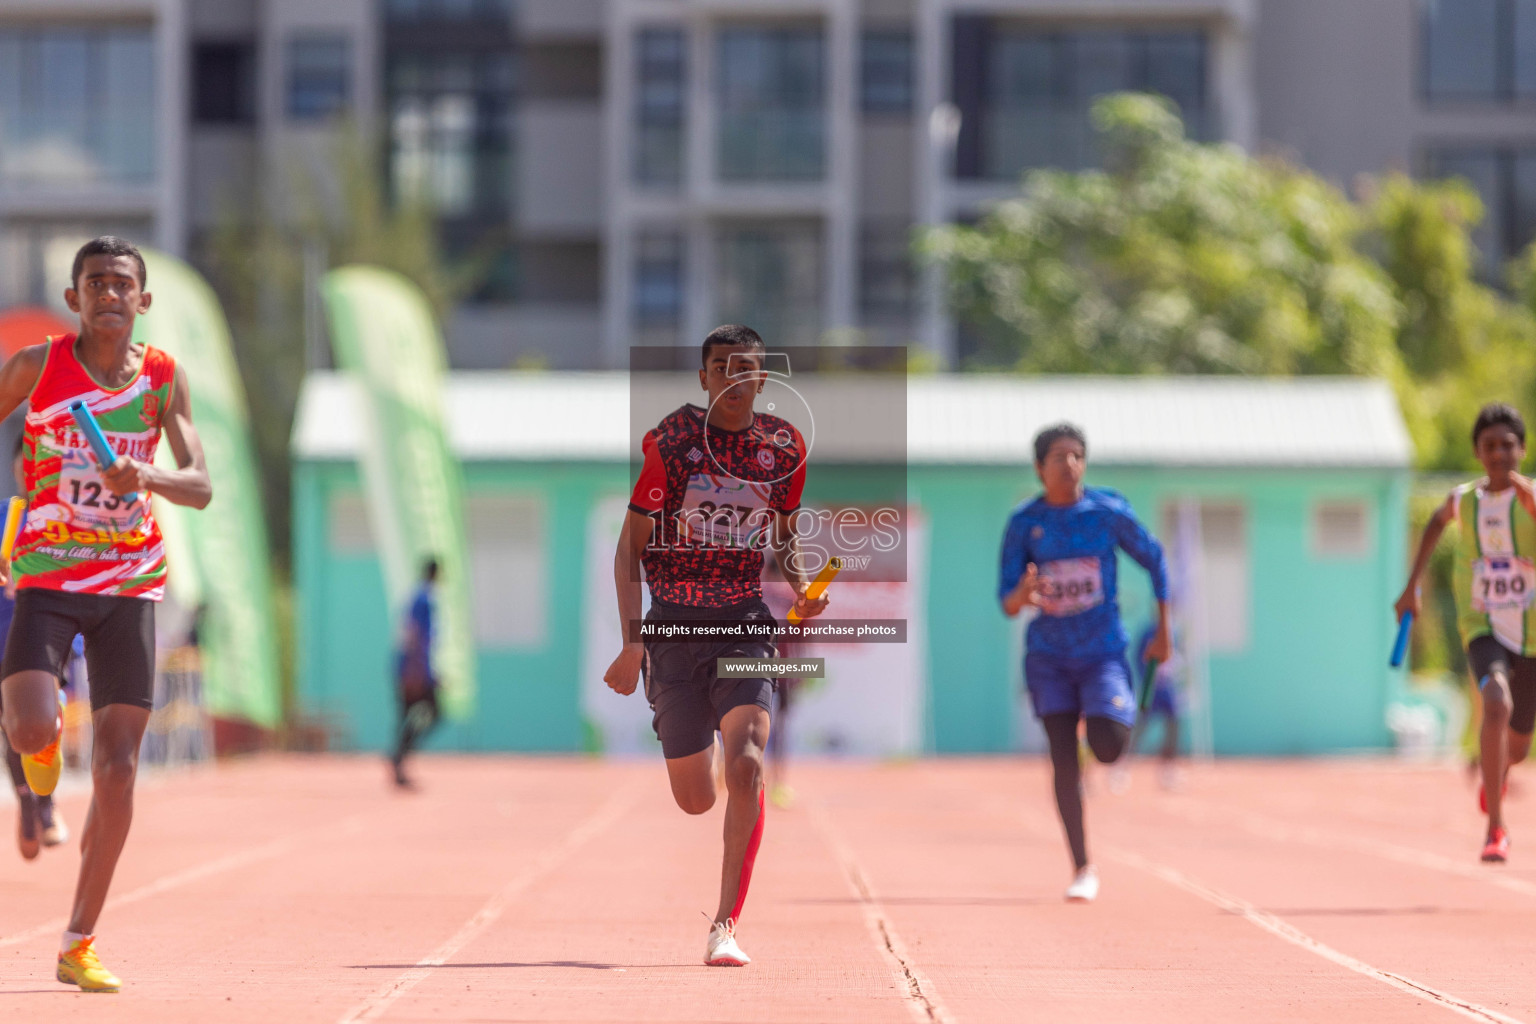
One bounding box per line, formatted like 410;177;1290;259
1111;502;1172;660
0;347;53;588
0;345;49;423
603;510;655;695
102;365;212;508
1393;490;1458;619
771;511;829;621
614;510;655;640
767;437;826;620
998;516;1039;617
1513;473;1536;523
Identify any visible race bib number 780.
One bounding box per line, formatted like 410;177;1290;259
1472;556;1536;613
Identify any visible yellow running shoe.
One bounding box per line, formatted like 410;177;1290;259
57;937;121;993
22;720;62;798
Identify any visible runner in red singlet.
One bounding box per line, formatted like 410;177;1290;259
0;237;212;992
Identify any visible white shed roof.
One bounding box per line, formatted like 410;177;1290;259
292;371;1412;469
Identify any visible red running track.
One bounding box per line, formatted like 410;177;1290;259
0;755;1533;1022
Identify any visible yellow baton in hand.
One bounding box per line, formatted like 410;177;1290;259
788;557;842;625
1;496;24;562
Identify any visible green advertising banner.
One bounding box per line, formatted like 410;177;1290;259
321;266;474;718
133;249;282;727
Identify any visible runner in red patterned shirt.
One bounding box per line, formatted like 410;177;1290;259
604;324;829;967
0;237;211;993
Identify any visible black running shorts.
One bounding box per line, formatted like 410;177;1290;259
642;597;776;759
1;589;155;711
1468;634;1536;735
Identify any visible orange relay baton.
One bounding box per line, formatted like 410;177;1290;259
1;495;23;562
787;557;842;625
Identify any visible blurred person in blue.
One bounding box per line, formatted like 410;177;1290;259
999;423;1170;903
389;557;440;789
2;434;68;858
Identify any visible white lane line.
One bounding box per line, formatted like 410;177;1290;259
335;785;637;1024
806;799;955;1024
0;814;368;948
1155;795;1536;901
1109;845;1528;1024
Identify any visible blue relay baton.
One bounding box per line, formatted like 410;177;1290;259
69;401;139;506
1389;611;1413;669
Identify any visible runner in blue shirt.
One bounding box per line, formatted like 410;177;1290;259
389;559;440;789
999;423;1170;902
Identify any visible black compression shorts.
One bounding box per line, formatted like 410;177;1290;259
1;589;155;711
641;597;776;759
1468;634;1536;735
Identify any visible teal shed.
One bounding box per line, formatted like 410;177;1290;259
291;372;1412;756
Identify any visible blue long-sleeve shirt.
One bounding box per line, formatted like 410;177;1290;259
998;487;1169;659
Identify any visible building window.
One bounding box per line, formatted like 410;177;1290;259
389;52;514;217
954;22;1210;179
634;28;686;187
1162;501;1249;655
385;0;512;20
859;223;915;319
0;27;156;186
1423;0;1536;101
286;35;351;121
467;495;547;647
193;41;257;125
1312;500;1372;559
0;219;152;309
862;30;914;114
714;221;823;346
328;492;375;554
716;26;825;181
1425;147;1536;267
634;230;684;329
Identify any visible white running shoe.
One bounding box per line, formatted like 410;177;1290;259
704;919;750;966
41;813;67;847
1065;866;1099;903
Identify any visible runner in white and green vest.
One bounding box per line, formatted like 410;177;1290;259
1396;403;1536;864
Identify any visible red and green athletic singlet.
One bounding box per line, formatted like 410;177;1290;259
12;335;175;601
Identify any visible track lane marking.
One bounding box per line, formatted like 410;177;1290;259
1108;844;1528;1024
806;798;955;1024
335;784;637;1024
1152;793;1536;901
0;814;368;948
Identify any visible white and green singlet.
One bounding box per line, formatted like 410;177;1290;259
1453;482;1536;656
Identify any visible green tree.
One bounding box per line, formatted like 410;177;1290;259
198;129;475;563
922;94;1404;383
1365;175;1536;471
919;93;1536;472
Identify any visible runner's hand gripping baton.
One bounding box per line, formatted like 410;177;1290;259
787;557;842;625
69;401;138;505
0;496;23;561
1390;611;1413;669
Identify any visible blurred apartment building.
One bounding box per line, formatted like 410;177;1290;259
0;0;1533;368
